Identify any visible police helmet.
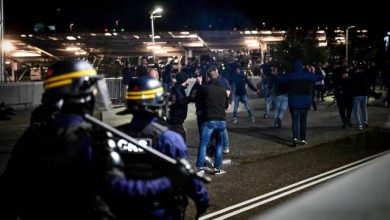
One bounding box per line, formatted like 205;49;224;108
42;59;102;111
124;76;167;116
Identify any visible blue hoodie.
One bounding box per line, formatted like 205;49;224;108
277;60;323;109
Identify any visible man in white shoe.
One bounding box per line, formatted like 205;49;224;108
196;68;229;175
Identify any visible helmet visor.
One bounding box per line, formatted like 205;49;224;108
95;78;112;111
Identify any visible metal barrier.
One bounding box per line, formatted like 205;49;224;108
0;79;125;109
105;78;125;103
0;81;44;109
0;76;261;109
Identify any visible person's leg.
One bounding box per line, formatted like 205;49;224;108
353;96;362;128
315;85;321;100
214;121;227;170
233;95;240;120
300;109;308;141
179;124;187;143
274;95;281;125
320;85;325;101
242;95;254;119
196;116;204;137
336;97;346;125
361;96;368;126
196;121;215;169
345;96;353;126
277;95;288;127
263;82;270;116
207;131;216;159
222;128;230;153
290;109;299;140
264;95;272;115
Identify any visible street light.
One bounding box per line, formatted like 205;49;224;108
150;7;163;63
345;25;355;64
1;0;5;81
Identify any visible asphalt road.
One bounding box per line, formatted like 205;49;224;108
1;94;389;219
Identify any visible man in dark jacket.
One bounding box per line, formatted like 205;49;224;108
136;57;149;77
167;72;191;142
162;64;173;92
231;65;259;123
350;62;370;130
196;69;228;175
278;60;323;145
333;65;354;128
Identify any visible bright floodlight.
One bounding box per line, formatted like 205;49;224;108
2;41;15;52
152;8;163;15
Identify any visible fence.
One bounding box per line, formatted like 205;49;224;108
0;81;44;109
0;78;125;109
0;76;262;109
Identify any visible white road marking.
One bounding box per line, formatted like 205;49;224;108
200;150;389;220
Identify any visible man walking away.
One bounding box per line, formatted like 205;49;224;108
278;60;323;146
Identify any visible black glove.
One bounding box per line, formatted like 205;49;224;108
195;201;209;219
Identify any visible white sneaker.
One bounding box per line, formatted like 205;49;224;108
223;148;230;154
197;169;205;175
214;168;226;175
250;117;255;122
233;118;237;123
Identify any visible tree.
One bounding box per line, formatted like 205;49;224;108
271;28;330;71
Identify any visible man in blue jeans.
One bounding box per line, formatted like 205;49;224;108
231;65;259;123
196;69;229;174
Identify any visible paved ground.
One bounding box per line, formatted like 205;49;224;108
1;93;389;173
105;94;390;164
1;91;389;219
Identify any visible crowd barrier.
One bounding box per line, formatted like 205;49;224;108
0;76;261;109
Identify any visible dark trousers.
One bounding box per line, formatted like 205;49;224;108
336;95;353;124
290;108;308;141
168;123;186;143
315;84;325;100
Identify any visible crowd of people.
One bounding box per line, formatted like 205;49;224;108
0;55;389;219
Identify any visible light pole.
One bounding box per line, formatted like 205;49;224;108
150;7;163;64
345;25;355;64
1;0;5;81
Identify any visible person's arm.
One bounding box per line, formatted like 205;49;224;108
175;87;192;105
107;175;172;198
100;149;173;199
245;76;258;92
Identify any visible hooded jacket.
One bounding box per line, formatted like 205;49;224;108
277;60;323;109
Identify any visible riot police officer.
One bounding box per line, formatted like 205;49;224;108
103;76;209;219
0;59;113;219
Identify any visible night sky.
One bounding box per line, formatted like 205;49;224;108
4;0;388;33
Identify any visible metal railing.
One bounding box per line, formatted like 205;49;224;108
0;81;43;109
0;78;126;109
0;76;262;109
